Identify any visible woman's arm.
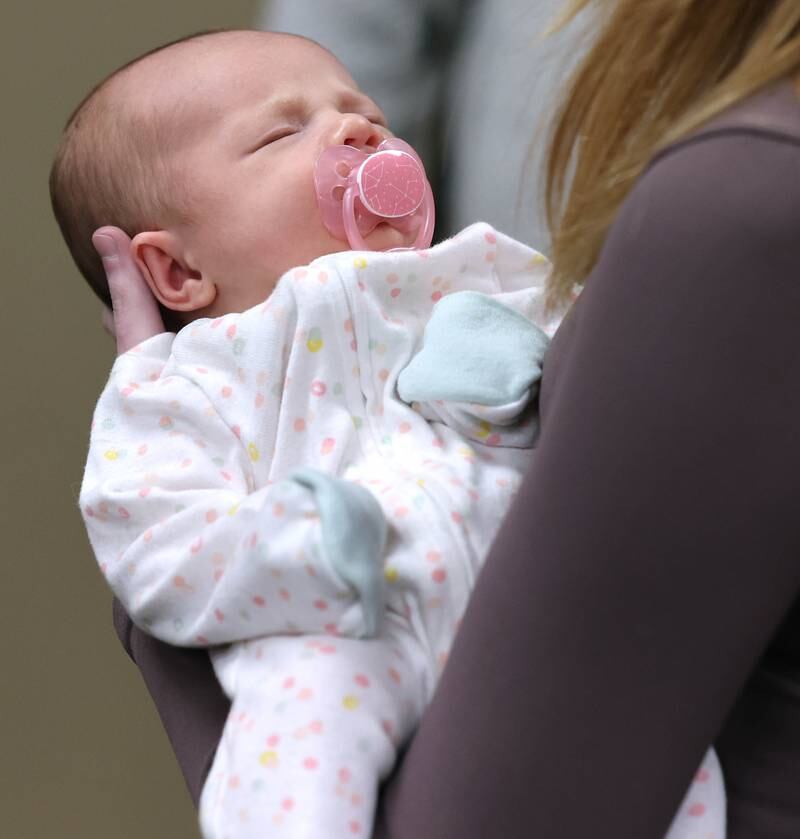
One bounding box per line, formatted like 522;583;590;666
375;130;800;837
112;597;230;804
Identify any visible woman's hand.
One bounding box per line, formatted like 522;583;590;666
92;226;165;354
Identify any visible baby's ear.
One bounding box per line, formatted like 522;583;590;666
130;231;216;313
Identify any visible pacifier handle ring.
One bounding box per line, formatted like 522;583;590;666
414;183;435;250
342;186;369;251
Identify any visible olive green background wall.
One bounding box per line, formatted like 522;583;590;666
2;2;257;836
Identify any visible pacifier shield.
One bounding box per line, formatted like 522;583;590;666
357;150;425;218
314;137;435;251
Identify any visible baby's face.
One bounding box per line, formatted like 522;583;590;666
142;32;405;315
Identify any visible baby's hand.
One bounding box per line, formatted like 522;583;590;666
92;226;165;354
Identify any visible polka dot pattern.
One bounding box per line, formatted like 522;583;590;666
85;225;652;839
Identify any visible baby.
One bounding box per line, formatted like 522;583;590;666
52;30;725;839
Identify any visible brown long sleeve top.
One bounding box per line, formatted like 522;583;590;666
113;79;800;837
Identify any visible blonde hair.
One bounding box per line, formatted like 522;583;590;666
543;0;800;309
49;32;219;308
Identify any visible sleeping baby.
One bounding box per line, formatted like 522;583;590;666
50;28;724;839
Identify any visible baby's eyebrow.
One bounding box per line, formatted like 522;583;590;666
259;93;307;118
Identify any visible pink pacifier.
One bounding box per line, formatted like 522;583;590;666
314;137;435;251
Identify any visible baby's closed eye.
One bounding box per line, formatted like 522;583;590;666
250;126;300;152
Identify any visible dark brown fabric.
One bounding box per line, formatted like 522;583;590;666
112;598;229;805
113;81;800;836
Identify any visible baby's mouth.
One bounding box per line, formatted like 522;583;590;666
367;221;416;251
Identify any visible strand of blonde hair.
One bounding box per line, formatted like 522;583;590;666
542;0;800;311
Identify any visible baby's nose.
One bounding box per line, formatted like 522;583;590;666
334;113;386;152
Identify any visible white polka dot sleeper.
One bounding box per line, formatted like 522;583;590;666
81;223;725;838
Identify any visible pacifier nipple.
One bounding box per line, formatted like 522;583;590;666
314;138;435;251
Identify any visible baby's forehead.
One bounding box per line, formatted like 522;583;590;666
125;31;349;126
139;30;343;87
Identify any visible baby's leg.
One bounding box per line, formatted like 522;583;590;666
664;747;726;839
199;629;426;839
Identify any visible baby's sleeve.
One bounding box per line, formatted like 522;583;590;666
397;288;555;448
81;335;387;647
396;227;569;447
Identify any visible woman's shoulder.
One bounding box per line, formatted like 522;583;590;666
602;80;800;270
543;81;800;405
636;81;800;232
654;78;800;160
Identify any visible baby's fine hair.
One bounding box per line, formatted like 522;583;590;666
49;29;226;310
